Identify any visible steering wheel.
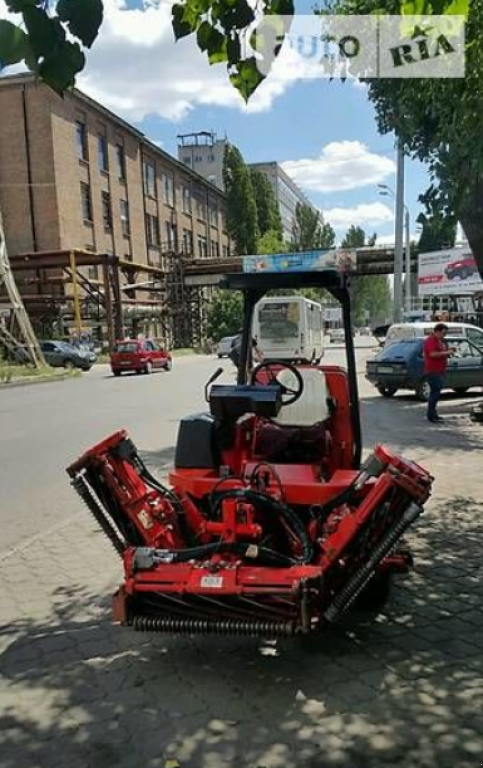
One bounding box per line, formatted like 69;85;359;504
250;361;304;406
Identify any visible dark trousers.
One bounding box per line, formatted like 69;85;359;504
427;373;443;419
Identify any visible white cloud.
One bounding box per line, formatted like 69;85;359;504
324;201;394;231
73;0;307;121
282;141;395;193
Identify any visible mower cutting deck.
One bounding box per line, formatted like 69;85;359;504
68;259;433;637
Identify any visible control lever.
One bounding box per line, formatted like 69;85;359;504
205;367;224;402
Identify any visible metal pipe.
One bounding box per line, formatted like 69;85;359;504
393;140;405;323
405;208;411;313
342;289;362;468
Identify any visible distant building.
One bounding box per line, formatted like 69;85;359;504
249;162;317;242
177;133;317;242
177;131;227;191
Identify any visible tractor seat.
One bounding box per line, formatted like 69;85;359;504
255;369;333;465
274;367;331;427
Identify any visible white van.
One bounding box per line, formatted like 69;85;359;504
384;322;483;350
253;295;325;362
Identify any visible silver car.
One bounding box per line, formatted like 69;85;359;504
216;335;240;358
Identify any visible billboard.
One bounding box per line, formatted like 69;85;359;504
243;249;357;274
418;248;483;296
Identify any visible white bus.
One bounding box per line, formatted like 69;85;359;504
253;295;325;362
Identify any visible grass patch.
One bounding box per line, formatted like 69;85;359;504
0;364;80;384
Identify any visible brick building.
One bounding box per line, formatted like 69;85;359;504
0;73;230;344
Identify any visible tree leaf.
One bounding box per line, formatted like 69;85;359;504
226;35;240;65
22;6;65;58
57;0;103;48
197;20;213;51
39;40;85;93
229;57;264;100
5;0;37;12
0;19;29;65
172;4;194;40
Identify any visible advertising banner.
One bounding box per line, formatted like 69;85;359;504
418;249;483;296
243;249;357;274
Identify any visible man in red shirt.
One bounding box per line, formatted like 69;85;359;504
423;323;454;423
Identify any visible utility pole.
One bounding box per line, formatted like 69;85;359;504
393;139;405;323
405;207;411;313
0;205;44;367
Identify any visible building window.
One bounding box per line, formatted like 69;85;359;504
182;229;193;256
162;172;174;207
116;144;126;181
165;222;177;250
210;240;219;258
197;234;208;258
75;121;87;161
101;191;112;230
145;213;160;247
222;244;228;258
80;182;92;222
183;156;191;165
220;208;227;231
196;197;206;221
98;133;108;172
143;161;156;198
209;202;218;227
182;185;191;214
120;199;130;237
88;265;99;280
208;154;215;162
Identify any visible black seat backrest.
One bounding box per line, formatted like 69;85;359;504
209;384;282;423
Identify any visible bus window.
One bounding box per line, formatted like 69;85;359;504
258;301;300;340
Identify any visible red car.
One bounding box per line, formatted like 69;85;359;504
110;339;172;376
445;256;478;281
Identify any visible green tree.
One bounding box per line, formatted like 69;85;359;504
290;203;335;252
250;169;283;239
206;289;243;343
257;229;287;254
417;212;457;252
341;226;392;326
223;144;259;255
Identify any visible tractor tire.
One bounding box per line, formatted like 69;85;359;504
355;572;392;611
377;385;398;398
145;361;153;375
454;387;469;396
415;380;431;402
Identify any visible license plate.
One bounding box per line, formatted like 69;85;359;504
200;575;224;589
378;366;394;374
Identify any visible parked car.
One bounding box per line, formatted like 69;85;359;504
445;256;478;281
40;340;97;370
216;335;240;358
383;322;483;350
366;336;483;401
330;328;345;344
110;339;172;376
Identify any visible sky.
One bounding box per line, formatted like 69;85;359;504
3;0;433;244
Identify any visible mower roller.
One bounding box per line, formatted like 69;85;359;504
68;262;433;637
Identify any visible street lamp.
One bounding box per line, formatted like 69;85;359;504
378;183;412;314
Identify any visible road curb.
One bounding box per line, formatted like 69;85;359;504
0;372;77;390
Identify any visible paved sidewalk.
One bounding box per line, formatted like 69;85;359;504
1;386;483;768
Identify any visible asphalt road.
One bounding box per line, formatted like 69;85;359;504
0;343;377;556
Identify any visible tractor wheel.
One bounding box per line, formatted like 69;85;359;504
355;572;392;611
415;380;430;401
377;384;398;398
145;361;153;375
453;387;469;396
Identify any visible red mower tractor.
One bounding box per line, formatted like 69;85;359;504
68;265;433;638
